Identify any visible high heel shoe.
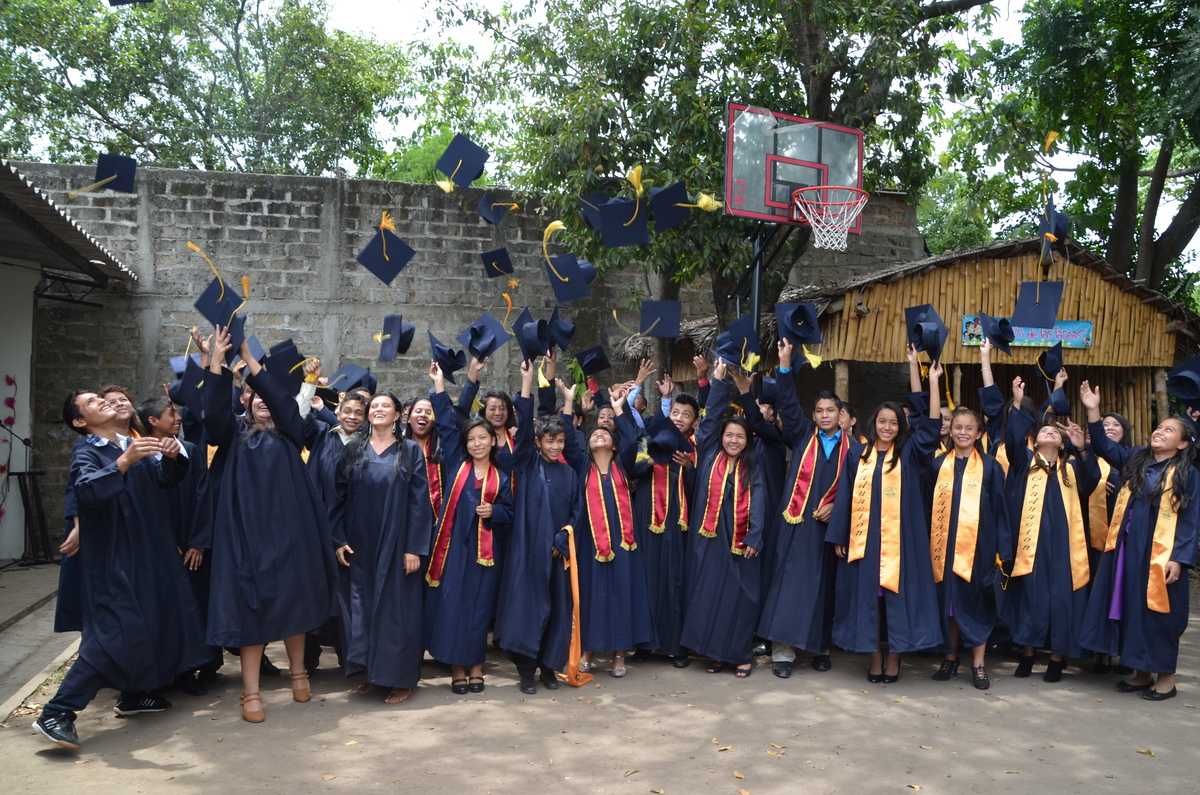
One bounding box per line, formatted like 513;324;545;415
240;691;265;723
972;665;991;690
1043;658;1066;683
867;669;884;684
1014;653;1035;678
290;671;311;703
881;657;901;683
932;658;960;681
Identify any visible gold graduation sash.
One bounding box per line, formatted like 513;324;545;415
848;445;903;593
930;450;983;583
1087;457;1113;551
1013;457;1089;591
1103;465;1178;613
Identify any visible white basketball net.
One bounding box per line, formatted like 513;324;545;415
790;187;869;251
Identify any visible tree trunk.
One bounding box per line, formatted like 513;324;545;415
1148;175;1200;291
1108;154;1141;274
1136;141;1173;285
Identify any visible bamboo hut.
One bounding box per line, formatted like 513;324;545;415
615;238;1200;442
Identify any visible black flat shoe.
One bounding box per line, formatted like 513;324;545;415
1142;686;1177;701
630;649;651;663
932;658;960;681
518;678;537;695
1115;679;1154;693
867;670;884;684
260;655;281;677
1014;654;1035;678
1114;663;1135;676
735;665;752;678
752;643;769;657
539;668;560;690
772;662;792;679
1043;658;1066;683
451;678;469;695
811;654;832;672
174;671;207;696
671;656;691;668
467;676;485;693
972;665;991;690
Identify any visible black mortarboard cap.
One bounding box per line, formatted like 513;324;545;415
544;253;592;303
428;331;466;384
643;413;694;461
476;194;515;225
578;259;598;284
1036;342;1064;385
481;247;514;279
192;276;248;362
576;345;611;376
728;313;762;357
757;376;778;406
457;312;508;361
378;315;416;362
578;192;608;230
169;352;201;378
263;339;308;396
775;302;822;346
1011;281;1064;330
1038;196;1070;262
639;300;681;338
978;311;1015;356
904;303;949;362
327;362;375;395
548;306;575;352
598;198;650;248
650;181;691;231
436;133;488;190
356;226;415;286
517;318;551;364
1167;353;1200;406
231;334;267;370
94;153;137;193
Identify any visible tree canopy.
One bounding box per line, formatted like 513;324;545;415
0;0;409;175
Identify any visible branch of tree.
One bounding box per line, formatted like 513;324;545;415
919;0;994;21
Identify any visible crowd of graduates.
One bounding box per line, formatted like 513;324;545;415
29;316;1198;752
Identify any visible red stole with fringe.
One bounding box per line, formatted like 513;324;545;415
421;436;443;519
425;461;500;587
699;452;752;555
585;463;635;562
649;438;696;533
782;430;849;524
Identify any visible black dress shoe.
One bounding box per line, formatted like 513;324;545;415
630;649;651;663
468;676;485;693
671;656;691;668
881;671;900;684
867;670;884;684
811;654;832;672
518;678;537;695
539;668;560;690
174;671;207;696
1014;654;1035;678
1114;663;1135;676
1043;658;1066;683
1142;686;1177;701
772;662;793;679
1115;679;1154;693
752;643;769;657
451;678;468;695
260;655;282;677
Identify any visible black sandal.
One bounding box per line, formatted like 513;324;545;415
706;662;725;674
467;676;485;693
451;678;468;695
735;665;752;679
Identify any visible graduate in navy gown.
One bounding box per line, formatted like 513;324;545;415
825;350;945;682
331;391;432;704
561;380;654;677
495;359;582;693
1079;381;1199;700
34;390;208;750
405;393;447;530
456;356;518;473
425;362;512;695
1084;409;1133;673
305;391;368;509
759;340;861;676
202;327;337;723
621;382;699;667
1003;375;1100;682
680;361;766;678
924;406;1010;690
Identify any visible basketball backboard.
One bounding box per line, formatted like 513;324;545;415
724;102;865;232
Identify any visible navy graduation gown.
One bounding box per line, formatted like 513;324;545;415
1002;407;1100;657
736;392;786;612
924;451;1011;649
70;436;209;692
1081;424;1199;673
564;412;654;653
305;419;349;509
494;394;581;672
203;368;337;648
679;378;767;665
54;438;85;634
825;404;944;654
424;390;513;667
331;438;431;689
758;372;861;653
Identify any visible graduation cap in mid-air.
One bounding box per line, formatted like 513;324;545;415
435;134;488;193
1036;341;1065;386
578;192;608;231
775;302;822;346
377;315;416;362
1167;353;1200;408
326;362;377;396
598;198;650;248
544;252;592;304
756;376;778;406
169;352;202;378
1038;196;1070;263
575;345;612;376
639;300;681;339
192;276;248;363
977;311;1015;356
476;195;517;225
457;312;508;361
481;247;513;279
1011;281;1064;330
263;339;309;396
68;153;137;198
649;181;692;232
904;304;949;363
548;306;575;352
516;316;551;364
356;212;415;285
428;332;466;384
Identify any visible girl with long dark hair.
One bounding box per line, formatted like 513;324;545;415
1080;382;1199;700
331;392;431;705
425;362;512;694
405;394;445;526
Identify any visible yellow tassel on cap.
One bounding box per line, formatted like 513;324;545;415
492;202;519;212
542;221;569;281
436;160;462;193
675;192;723;212
625;165;645;197
802;345;823;369
1043;130;1059;154
67;173;118;199
501;293;515;335
945;387;956;411
188;241;224;302
379;211;397;261
537;358;551;388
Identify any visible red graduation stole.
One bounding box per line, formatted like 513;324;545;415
425;461;500;587
698;452;752;555
782;431;849;525
585;463;636;562
421;436;443;519
649;435;696;533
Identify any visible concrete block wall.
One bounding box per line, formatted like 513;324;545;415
18;162;922;527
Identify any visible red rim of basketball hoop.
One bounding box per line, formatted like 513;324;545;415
790;186;869;251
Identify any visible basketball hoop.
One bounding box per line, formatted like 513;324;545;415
790;186;869;251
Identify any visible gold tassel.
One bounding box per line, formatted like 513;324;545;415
188;242;224;303
436;160;462;193
1043;130;1059;154
739;338;760;373
802;345;823;369
945;387;956;411
379;211;396;261
501;293;515;335
537;358;551;388
542;221;569;281
612;310;659;338
492;202;519;212
675;192;723;212
67;173;118;199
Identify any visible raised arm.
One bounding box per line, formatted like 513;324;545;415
1080;380;1134;469
775;340;813;449
430;363;465;470
695;361;732;459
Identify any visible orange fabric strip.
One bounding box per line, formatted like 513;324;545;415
848;445;903;593
560;525;594;687
930;450;983;583
1013;458;1089;590
1107;466;1178;613
1087;457;1112;551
